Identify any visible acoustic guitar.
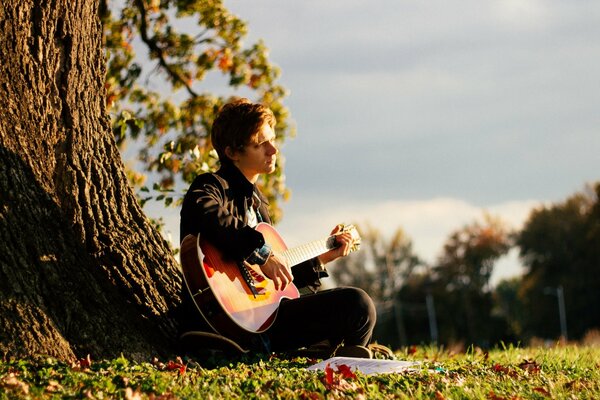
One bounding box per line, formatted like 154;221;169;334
180;222;360;341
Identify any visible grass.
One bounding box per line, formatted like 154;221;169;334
1;345;599;399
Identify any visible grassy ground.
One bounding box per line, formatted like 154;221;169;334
1;345;599;399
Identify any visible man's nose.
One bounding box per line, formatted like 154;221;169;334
267;142;278;155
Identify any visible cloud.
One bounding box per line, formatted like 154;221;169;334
491;0;554;30
277;196;539;263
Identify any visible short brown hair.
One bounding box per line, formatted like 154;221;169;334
211;98;276;164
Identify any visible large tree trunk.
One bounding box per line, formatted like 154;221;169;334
0;0;182;362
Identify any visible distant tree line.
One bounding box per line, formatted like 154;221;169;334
331;182;600;349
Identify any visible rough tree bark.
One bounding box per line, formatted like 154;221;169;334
0;0;182;362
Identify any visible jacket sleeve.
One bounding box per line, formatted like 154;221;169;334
291;258;329;291
180;174;264;263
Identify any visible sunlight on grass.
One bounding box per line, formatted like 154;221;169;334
1;345;599;399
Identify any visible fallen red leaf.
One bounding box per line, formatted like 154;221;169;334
533;387;550;397
518;360;540;374
322;362;359;391
300;390;323;400
492;363;521;378
493;363;509;373
324;364;334;386
565;379;585;390
71;354;92;370
80;354;92;368
165;360;186;375
435;390;445;400
336;364;357;380
488;391;504;400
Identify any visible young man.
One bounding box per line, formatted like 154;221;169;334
179;98;376;357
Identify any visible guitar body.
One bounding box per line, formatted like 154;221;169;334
180;223;300;341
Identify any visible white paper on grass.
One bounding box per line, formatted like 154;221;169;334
307;357;421;375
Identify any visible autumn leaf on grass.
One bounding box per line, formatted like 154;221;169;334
153;356;186;375
518;360;541;374
487;391;520;400
492;363;518;377
165;360;187;375
0;373;30;395
72;354;92;371
488;391;505;400
533;387;551;397
324;364;335;385
336;364;357;380
488;391;524;400
299;389;324;400
565;379;587;391
492;364;509;373
322;363;359;390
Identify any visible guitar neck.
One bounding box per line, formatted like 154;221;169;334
282;236;335;267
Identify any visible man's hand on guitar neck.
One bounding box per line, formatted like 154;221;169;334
318;224;355;266
259;251;293;291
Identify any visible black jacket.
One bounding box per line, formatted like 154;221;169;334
180;164;326;289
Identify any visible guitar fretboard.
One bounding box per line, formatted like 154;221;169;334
282;236;335;267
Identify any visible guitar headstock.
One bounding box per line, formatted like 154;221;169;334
326;224;361;253
341;224;361;253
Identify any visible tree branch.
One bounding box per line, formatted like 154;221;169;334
133;0;199;98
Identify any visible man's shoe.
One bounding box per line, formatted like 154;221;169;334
290;341;332;359
333;345;372;359
368;343;396;360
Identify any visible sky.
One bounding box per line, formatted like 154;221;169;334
145;0;600;285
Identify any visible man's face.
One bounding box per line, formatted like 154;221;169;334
232;121;278;181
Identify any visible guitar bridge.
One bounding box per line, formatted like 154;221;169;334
239;262;265;297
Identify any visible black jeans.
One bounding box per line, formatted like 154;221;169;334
265;286;376;352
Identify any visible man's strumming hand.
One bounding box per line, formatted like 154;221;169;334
259;251;292;291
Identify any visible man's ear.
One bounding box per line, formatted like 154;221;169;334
224;146;238;162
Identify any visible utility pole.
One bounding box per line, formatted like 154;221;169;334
425;293;438;343
544;285;568;340
557;285;568;340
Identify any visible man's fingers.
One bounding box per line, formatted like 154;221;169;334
330;224;344;235
260;251;293;291
336;233;351;253
283;264;293;282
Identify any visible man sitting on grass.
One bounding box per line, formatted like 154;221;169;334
179;98;382;359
